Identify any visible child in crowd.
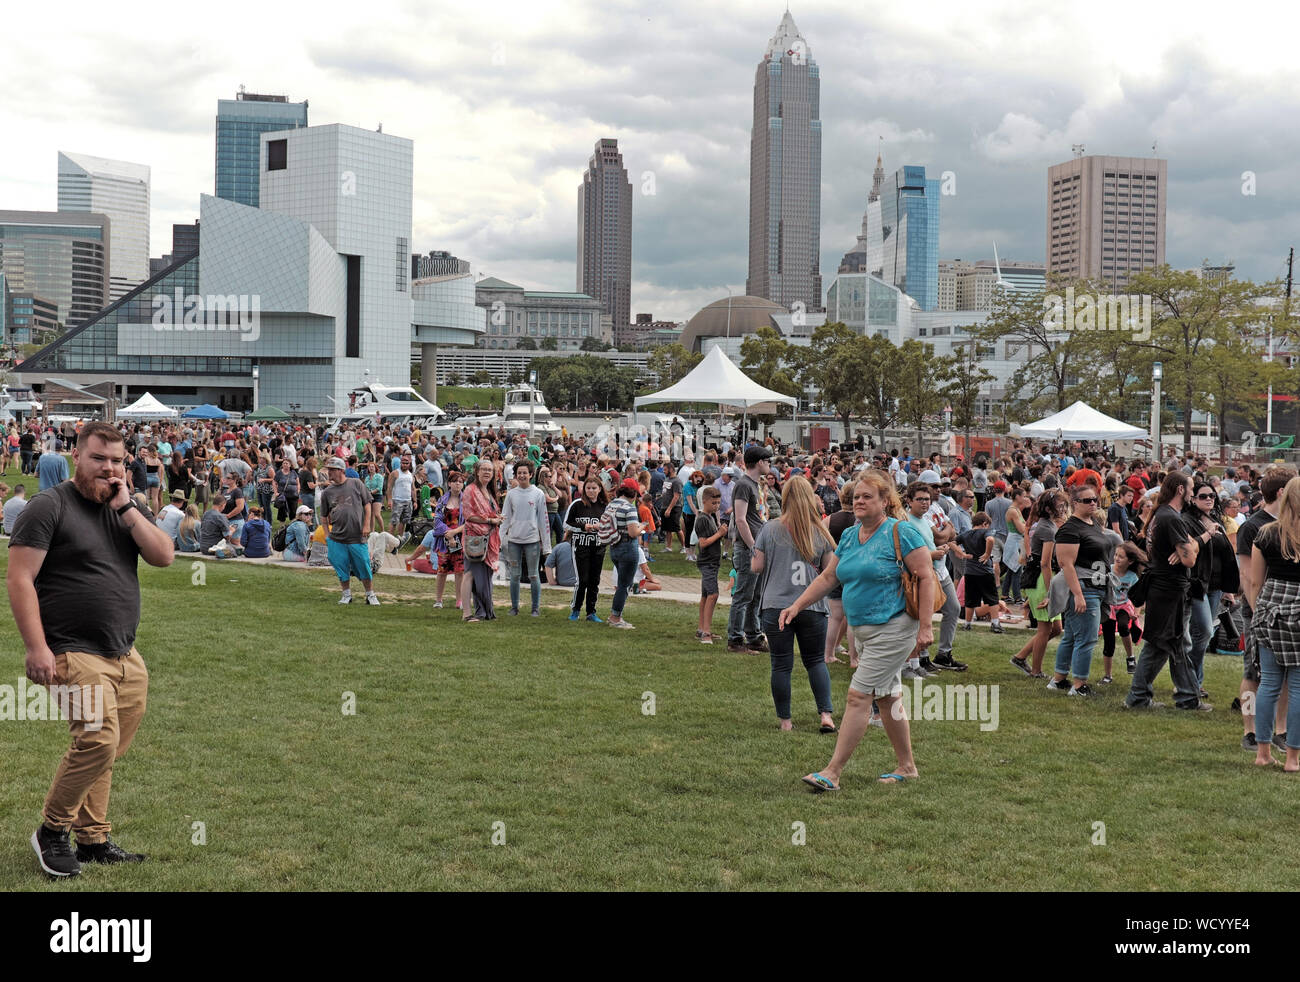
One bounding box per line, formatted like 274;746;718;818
693;486;727;643
1101;540;1146;682
957;512;1008;633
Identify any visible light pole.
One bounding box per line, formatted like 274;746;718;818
251;365;260;414
1150;361;1163;463
1266;316;1275;434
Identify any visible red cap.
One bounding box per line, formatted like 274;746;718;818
620;478;641;494
992;480;1008;491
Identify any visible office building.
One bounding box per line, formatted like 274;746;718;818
149;222;201;277
838;152;887;277
937;259;1046;311
57;152;150;303
0;210;110;327
4;288;59;348
1046;154;1166;289
577;138;632;335
616;312;682;350
747;12;822;312
215;90;309;207
412;250;471;280
18;124;482;413
879;164;940;310
476;276;603;350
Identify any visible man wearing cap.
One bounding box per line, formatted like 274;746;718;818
726;446;772;654
320;457;380;606
155;488;188;542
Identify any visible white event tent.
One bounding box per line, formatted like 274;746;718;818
117;392;180;419
1012;401;1145;441
634;345;799;439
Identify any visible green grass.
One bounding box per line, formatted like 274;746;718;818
0;538;1290;891
432;387;504;413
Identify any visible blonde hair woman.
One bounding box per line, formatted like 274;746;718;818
752;476;838;732
781;469;934;789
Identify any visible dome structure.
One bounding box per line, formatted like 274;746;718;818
678;295;786;353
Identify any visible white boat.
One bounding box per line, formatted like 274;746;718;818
326;383;445;428
501;385;562;438
0;384;42;422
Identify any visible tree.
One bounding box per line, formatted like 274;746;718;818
516;337;537;351
799;322;864;442
506;366;525;385
739;327;800;436
539;336;558;351
1201;333;1280;458
446;372;462;386
1129;266;1275;455
647;343;703;388
1067;314;1154;424
942;340;996;457
857;335;906;448
470;369;492;385
894;339;953;453
974;282;1082;416
581;336;613;352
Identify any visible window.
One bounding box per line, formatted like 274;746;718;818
267;139;287;170
395;237;408;292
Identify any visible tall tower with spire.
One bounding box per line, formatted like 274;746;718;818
746;11;822;312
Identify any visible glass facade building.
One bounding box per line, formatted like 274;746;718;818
215;92;309;207
57;152;150;304
0;211;110;327
577;138;633;336
879;165;940;311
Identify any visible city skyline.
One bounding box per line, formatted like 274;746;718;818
3;0;1297;323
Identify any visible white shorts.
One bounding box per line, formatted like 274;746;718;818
848;611;920;698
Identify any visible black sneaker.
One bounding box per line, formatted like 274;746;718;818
1126;655;1136;673
1009;656;1031;675
932;654;968;672
75;836;146;864
31;824;80;877
1067;684;1093;697
1242;733;1259;752
1046;677;1072;691
1273;732;1289;750
989;623;1005;634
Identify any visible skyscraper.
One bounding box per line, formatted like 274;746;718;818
216;90;309;208
577;138;632;336
879;165;940;311
1046;154;1166;290
0;210;110;327
838;151;887;275
747;11;822;312
57;152;149;303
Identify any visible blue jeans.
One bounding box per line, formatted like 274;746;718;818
507;540;541;612
1054;587;1104;681
762;609;832;719
1185;589;1221;689
609;539;639;618
727;541;763;645
1255;645;1300;748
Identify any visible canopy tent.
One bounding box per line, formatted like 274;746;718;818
117;392;179;419
245;406;290;421
634;345;798;414
1011;401;1146;441
181;404;228;420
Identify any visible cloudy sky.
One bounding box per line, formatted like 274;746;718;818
4;0;1298;322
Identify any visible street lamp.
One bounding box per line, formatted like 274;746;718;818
1150;361;1163;463
251;365;260;414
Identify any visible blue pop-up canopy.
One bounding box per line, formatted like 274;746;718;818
181;404;229;420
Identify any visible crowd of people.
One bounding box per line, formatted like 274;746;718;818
5;413;1300;786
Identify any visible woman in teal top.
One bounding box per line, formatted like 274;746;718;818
780;469;934;791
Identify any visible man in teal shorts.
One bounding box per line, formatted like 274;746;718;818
320;457;380;606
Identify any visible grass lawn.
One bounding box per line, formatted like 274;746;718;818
0;537;1290;892
431;387;504;414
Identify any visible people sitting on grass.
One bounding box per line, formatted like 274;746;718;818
240;505;273;559
283;505;312;562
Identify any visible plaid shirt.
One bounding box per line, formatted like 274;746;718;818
1252;578;1300;667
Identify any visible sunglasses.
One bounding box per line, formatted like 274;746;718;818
1195;493;1216;501
1077;497;1098;505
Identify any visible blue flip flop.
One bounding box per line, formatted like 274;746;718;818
878;773;909;784
801;773;840;793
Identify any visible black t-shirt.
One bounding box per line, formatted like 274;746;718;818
19;432;35;451
694;512;721;565
1256;525;1300;582
1106;502;1131;541
224;485;247;520
1236;509;1275;559
1147;505;1192;582
1054;516;1111;589
128;456;147;491
828;507;855;546
733;474;764;542
960;528;995;575
10;482;142;657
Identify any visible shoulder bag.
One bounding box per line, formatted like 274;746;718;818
892;520;945;619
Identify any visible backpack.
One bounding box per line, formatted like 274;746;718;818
596;507;621;546
272;523;289;552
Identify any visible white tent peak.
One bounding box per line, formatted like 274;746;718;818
117;392;179;418
634;346;798;413
1012;401;1145;441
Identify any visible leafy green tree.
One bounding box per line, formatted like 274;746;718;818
581;336;613;352
647;343;703;388
857;335;906;448
974;282;1081;416
516;337;537;350
470;370;493;385
894;339;953;453
942;339;996;455
740;327;800;436
799;322;864;442
446;372;461;386
539;336;558;351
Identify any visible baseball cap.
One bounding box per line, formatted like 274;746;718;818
721;466;736;476
992;479;1008;491
620;477;641;494
919;469;941;484
296;505;313;516
744;446;773;467
325;456;346;469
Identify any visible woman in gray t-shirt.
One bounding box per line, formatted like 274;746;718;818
752;476;837;733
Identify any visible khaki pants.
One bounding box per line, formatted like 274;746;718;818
43;648;148;844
